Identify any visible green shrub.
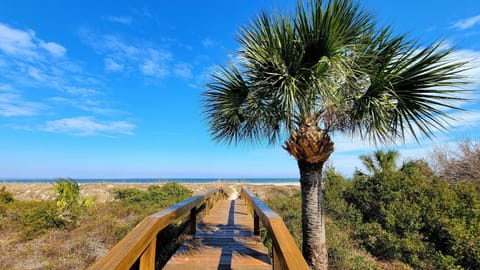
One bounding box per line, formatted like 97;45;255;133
345;151;480;269
112;183;193;215
0;186;14;204
264;186;388;270
265;191;302;247
324;169;362;228
15;201;69;240
53;178;80;213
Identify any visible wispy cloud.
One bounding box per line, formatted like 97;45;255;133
173;63;193;79
0;84;46;117
452;49;480;83
42;116;135;136
201;38;215;48
39;41;66;57
104;57;124;71
451;14;480;30
80;29;175;78
0;23;66;58
188;66;215;89
104;16;132;25
48;96;121;116
0;22;134;137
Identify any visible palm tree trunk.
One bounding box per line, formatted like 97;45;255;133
284;122;333;270
298;160;328;270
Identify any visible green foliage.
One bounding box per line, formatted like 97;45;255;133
264;186;387;269
53;178;80;213
81;196;96;208
345;150;480;269
265;191;302;247
9;201;69;240
112;183;192;214
324;168;362;227
0;186;14;204
0;179;100;241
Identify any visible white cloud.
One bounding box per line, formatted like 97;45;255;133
0;85;46;117
80;29;176;79
104;57;123;71
452;49;480;83
0;22;129;131
140;59;169;77
0;23;65;58
452;14;480;30
173;63;193;79
201;38;215;48
105;16;132;25
39;41;66;57
48;96;121;116
0;23;37;57
445;110;480;130
27;66;47;81
64;86;100;97
43;116;135;136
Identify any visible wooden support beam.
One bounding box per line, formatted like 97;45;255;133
139;237;156;270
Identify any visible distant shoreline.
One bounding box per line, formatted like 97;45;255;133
0;178;299;185
0;181;301;202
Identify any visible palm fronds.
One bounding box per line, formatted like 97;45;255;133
203;0;470;146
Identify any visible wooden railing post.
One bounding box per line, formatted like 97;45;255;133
253;211;260;236
205;198;210;215
91;188;223;270
241;187;310;270
272;243;280;270
139;237;156;270
190;206;197;234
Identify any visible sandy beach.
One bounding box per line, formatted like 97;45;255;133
0;182;300;202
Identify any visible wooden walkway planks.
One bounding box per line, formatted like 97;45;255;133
164;199;272;270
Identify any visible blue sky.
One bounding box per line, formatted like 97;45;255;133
0;0;479;179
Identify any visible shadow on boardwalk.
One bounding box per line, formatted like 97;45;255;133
164;199;271;270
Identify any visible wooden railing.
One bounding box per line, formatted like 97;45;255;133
91;188;226;270
240;187;309;270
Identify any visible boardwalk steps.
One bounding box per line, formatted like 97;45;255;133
91;187;309;270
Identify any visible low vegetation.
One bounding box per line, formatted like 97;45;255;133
263;146;480;270
0;181;192;269
1;144;479;269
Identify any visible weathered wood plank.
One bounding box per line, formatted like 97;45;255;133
164;199;271;270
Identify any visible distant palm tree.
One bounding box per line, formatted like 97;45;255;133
202;0;469;268
360;150;399;175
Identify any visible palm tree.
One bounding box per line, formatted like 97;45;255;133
202;0;469;268
360;150;399;175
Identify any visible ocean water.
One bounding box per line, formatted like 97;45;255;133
0;178;299;185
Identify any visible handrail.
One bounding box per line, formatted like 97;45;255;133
91;187;226;270
241;187;309;270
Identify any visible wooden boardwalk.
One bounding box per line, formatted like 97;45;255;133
164;199;272;270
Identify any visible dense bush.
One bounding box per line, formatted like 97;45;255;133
0;186;14;204
264;182;385;269
265;150;479;269
345;151;480;269
5;200;70;240
112;182;193;214
1;179;92;240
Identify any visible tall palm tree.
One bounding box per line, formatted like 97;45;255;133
202;0;469;269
